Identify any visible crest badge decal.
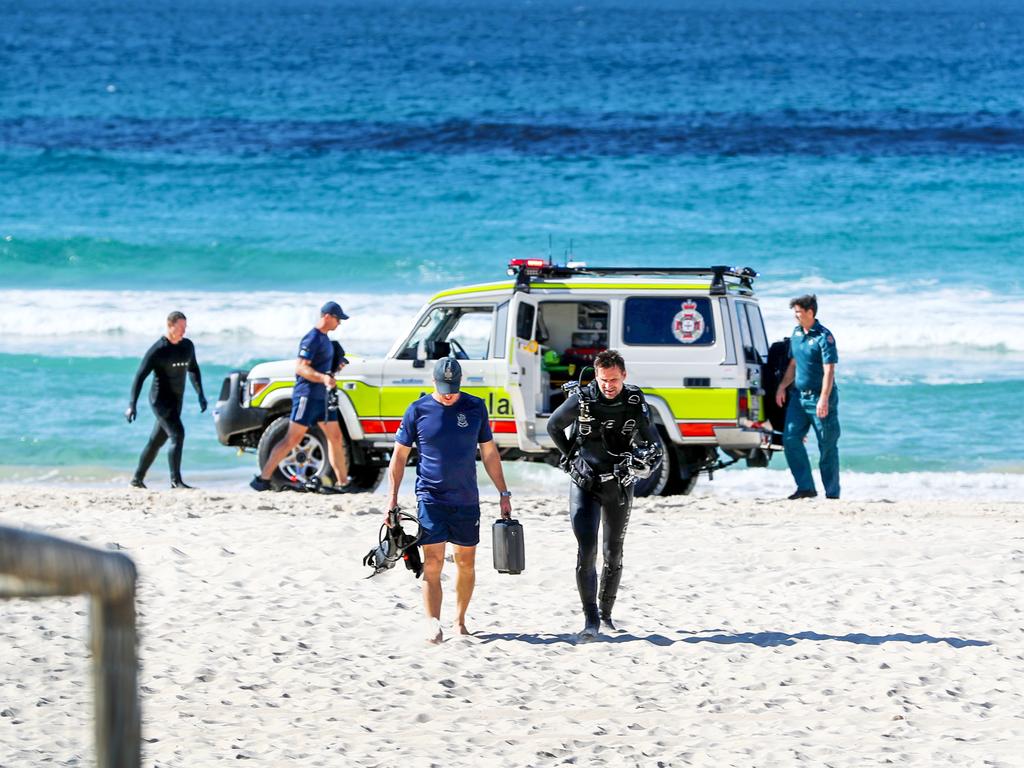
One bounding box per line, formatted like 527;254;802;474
671;300;706;344
457;412;469;428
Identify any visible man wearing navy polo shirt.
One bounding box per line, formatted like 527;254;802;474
386;356;513;644
251;301;351;491
775;294;841;500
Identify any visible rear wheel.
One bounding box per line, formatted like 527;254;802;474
633;428;674;497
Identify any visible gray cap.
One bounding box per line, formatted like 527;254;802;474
433;356;462;394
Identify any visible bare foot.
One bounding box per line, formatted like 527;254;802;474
453;623;471;636
427;629;444;645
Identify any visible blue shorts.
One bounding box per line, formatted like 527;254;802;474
290;395;327;427
417;499;481;547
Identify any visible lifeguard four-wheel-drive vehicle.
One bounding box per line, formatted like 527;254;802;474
213;260;775;496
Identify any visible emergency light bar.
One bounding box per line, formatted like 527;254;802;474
506;260;758;295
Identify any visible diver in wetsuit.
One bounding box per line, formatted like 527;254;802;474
546;349;662;640
125;311;207;489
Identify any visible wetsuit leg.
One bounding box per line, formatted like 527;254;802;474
598;484;633;621
155;405;186;484
134;419;168;482
568;482;602;626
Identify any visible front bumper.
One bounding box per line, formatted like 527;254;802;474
213;371;266;446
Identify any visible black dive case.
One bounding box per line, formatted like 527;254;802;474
492;518;525;575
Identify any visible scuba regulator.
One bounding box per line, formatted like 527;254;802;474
362;507;424;579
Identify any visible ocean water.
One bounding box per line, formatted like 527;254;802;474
1;0;1022;498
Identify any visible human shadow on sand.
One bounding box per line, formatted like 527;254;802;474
476;629;990;648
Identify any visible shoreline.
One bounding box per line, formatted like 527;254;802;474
2;463;1024;502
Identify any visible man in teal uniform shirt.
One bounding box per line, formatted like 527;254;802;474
774;294;841;499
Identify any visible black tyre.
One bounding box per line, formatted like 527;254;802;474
346;464;384;492
256;416;335;490
256;415;384;492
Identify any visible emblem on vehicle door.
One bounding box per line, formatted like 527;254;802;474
671;300;706;344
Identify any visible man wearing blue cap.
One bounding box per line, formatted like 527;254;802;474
251;301;351;491
386;356;512;644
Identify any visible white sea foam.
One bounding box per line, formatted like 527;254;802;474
2;282;1023;369
688;466;1024;502
0;288;429;365
757;278;1024;356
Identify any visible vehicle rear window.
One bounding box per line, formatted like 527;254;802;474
624;297;716;346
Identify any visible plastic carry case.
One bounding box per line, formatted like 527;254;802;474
492;518;525;575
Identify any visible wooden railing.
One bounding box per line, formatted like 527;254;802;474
0;525;140;768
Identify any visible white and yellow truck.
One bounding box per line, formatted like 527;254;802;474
213;261;775;495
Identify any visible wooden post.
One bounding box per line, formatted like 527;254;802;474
0;525;140;768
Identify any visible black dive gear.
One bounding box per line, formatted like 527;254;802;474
278;475;351;494
128;336;205;486
547;379;662;628
363;508;424;579
327;341;349;421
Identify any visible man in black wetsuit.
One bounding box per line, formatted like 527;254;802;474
125;311;207;489
546;349;662;640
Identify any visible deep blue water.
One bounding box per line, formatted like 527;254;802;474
1;0;1022;491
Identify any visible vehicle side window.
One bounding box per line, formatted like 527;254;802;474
516;302;535;340
623;297;716;346
492;301;509;359
397;305;494;360
736;302;754;361
742;303;769;361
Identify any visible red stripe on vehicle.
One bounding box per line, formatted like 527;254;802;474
359;419;403;435
489;420;518;433
677;422;735;438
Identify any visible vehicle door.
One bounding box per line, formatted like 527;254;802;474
378;302;501;435
736;300;770;422
506;294;543;449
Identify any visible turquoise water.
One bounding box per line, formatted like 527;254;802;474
1;0;1022;495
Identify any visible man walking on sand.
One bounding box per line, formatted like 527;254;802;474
250;301;351;491
126;310;207;489
775;293;841;500
386;356;512;644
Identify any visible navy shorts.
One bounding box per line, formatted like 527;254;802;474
290;395;327;427
417;499;481;547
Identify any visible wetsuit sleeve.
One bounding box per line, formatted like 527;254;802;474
546;394;580;458
128;341;158;407
635;392;661;448
394;403;417;447
187;341;206;400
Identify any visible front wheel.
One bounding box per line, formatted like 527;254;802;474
256;416;334;490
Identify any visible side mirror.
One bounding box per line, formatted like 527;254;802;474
413;339;427;369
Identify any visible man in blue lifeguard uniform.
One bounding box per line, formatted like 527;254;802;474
386;356;513;644
250;301;351;491
774;294;841;500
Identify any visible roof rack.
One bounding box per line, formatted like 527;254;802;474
506;259;758;295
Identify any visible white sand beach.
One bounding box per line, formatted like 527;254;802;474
1;486;1022;766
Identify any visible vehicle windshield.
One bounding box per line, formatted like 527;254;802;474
397;305;494;360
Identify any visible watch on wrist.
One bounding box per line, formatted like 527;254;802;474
499;490;512;498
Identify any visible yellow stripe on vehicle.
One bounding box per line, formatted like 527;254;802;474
644;388;738;420
249;380;293;408
379;385;515;418
429;282;516;301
